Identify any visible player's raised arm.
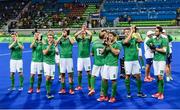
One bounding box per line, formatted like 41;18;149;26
9;40;16;49
123;27;134;44
17;41;24;50
74;30;82;39
85;30;92;41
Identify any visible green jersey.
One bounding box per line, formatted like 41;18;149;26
91;39;105;66
122;38;139;61
31;41;43;62
43;43;56;65
104;42;121;66
9;41;23;60
76;37;91;58
146;35;168;61
59;37;73;58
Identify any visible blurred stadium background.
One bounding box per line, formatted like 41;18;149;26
0;0;180;42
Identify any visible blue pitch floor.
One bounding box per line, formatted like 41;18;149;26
0;42;180;109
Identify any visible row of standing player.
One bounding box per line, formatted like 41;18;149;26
8;25;172;102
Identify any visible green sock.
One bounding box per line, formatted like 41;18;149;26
62;82;65;89
136;79;142;93
103;81;108;96
69;82;73;89
37;76;42;88
100;80;104;95
46;80;50;94
30;76;34;88
111;82;117;97
158;79;161;93
88;74;91;87
159;80;164;93
125;79;130;94
10;75;15;88
78;73;82;86
90;76;95;90
19;75;24;87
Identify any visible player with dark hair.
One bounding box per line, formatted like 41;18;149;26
28;32;43;93
88;29;107;96
146;26;168;100
74;25;92;91
97;32;121;103
122;27;146;98
8;32;24;91
56;29;75;94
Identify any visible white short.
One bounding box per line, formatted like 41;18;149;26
55;54;60;64
31;62;43;74
153;61;166;76
124;61;141;75
77;57;91;71
59;58;73;73
10;59;23;73
92;65;104;77
102;65;118;80
138;48;142;57
43;63;55;77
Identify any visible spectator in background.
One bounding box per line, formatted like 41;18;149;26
113;17;119;27
128;16;132;26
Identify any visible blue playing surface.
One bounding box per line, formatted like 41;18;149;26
0;42;180;109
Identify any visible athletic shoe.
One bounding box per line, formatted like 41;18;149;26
88;86;91;91
18;87;23;91
75;86;82;91
97;96;105;102
127;93;132;98
108;97;116;103
137;92;147;98
142;66;145;70
58;88;66;94
170;76;173;81
88;89;95;96
152;92;160;98
166;76;170;82
46;93;54;99
148;76;155;81
158;93;164;100
36;88;40;93
144;77;152;82
69;89;75;95
104;96;109;101
120;74;125;79
8;87;16;91
28;88;33;94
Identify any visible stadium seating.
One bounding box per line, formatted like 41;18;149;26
0;0;28;28
101;0;180;22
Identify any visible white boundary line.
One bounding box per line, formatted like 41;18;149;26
0;50;31;56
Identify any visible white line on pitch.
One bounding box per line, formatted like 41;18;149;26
0;50;31;56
